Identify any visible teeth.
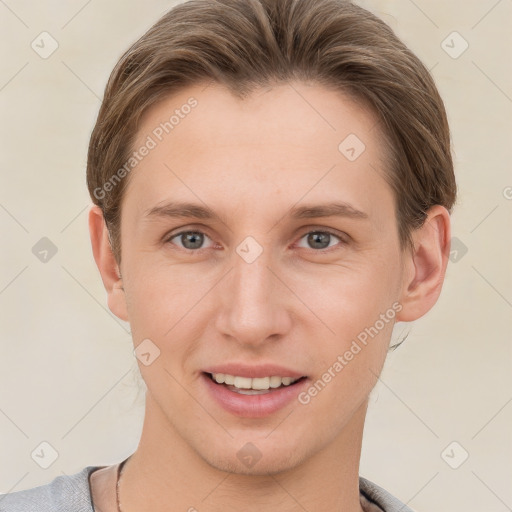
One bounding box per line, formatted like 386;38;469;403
269;376;282;388
252;377;269;390
211;373;301;390
234;376;252;389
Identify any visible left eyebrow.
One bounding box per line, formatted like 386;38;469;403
288;201;369;220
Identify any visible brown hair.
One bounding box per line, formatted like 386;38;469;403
87;0;456;265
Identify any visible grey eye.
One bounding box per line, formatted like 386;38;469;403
170;231;212;250
297;231;342;250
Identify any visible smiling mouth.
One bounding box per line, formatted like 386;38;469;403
205;372;307;395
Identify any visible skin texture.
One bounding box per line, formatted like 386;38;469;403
89;81;451;512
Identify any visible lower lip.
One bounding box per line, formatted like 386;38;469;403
201;373;309;418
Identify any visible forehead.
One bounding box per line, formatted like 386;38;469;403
134;81;381;155
124;81;393;226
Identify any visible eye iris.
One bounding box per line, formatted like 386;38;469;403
181;232;204;249
308;232;331;249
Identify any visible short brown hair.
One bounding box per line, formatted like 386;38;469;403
87;0;456;265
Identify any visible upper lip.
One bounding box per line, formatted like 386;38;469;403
203;363;306;379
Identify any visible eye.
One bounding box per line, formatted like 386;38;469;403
164;228;347;253
295;230;345;251
166;230;216;251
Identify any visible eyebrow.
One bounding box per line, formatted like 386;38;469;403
143;200;369;223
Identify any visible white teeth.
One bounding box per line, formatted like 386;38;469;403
269;376;282;388
224;374;235;385
252;377;270;390
211;373;301;390
234;376;252;389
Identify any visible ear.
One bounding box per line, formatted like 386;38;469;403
88;204;129;322
395;205;451;322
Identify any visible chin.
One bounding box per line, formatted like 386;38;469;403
194;433;312;477
203;450;305;476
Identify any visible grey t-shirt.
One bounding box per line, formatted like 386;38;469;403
0;465;414;512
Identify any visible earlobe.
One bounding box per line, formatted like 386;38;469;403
88;204;129;322
395;205;451;323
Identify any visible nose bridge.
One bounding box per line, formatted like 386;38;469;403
215;238;290;344
233;246;273;306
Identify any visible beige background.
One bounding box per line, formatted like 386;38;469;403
0;1;511;511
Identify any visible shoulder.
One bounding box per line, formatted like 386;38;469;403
359;476;416;512
0;465;102;512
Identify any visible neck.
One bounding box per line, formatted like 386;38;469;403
120;396;368;512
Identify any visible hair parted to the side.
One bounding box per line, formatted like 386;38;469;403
86;0;456;266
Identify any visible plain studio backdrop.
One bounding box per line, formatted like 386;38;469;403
0;1;511;511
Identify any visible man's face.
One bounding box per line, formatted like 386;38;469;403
116;82;406;474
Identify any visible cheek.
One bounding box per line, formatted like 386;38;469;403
123;265;185;341
290;252;400;329
124;264;212;368
299;318;393;419
290;251;400;379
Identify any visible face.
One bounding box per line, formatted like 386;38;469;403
114;82;407;474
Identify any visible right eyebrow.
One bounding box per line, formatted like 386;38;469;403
144;201;220;221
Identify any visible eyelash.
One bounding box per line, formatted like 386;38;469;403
164;228;347;254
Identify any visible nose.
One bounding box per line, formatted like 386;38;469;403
214;245;292;349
